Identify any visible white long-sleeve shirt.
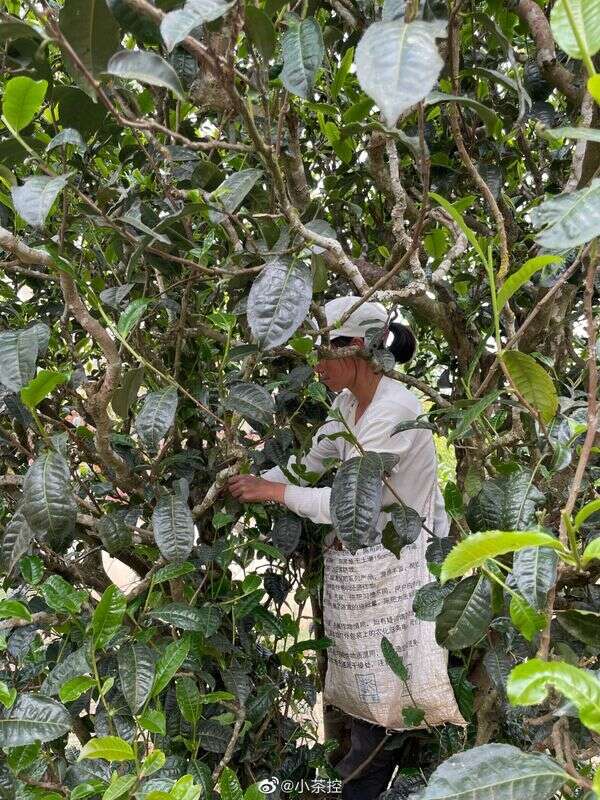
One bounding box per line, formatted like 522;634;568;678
262;375;450;546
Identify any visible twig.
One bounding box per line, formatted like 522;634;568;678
60;273;135;487
536;253;598;659
474;247;588;398
0;260;55;281
37;5;250;153
0;611;57;631
565;92;594;192
0;227;53;266
20;778;67;796
212;706;247;782
560;255;598;530
447;12;509;281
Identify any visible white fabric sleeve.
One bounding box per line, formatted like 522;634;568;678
280;415;418;526
284;484;334;525
261;417;340;524
432;484;450;538
261;416;341;488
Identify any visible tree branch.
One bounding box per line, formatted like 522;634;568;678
515;0;582;105
0;227;53;266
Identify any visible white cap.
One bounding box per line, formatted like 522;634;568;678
323;296;389;340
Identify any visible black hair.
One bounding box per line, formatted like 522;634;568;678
388;322;417;364
330;321;417;364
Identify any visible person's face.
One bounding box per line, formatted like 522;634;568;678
314;337;363;391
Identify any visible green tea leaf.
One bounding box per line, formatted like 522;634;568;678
138;708;166;735
497;255;563;310
78;736;135;762
41;575;87;614
92;585;126;649
20;369;68;409
59;676;96;702
508;659;600;733
380;636;408;680
0;681;17;709
509;594;546;641
151;637;190;698
102;774;137;800
280;16;324;99
0;599;31;622
441;530;565;583
106;50;185;99
502;351;558;424
141;749;166;777
2;76;47;132
0;694;71;747
117;297;151;339
550;0;600;59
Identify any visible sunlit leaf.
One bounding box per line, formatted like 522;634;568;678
92;586;126;650
161;0;235;52
440;530;565;584
509;594;546;641
508;659;600;733
355;20;445;127
117;298;152;339
502;351;558;424
11;175;69;227
497;255;564;310
20;370;68;409
531;178;600;249
2;76;47;132
280;15;324;99
106;51;185;99
550;0;600;59
78;736;135;762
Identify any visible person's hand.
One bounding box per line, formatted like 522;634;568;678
227;475;286;504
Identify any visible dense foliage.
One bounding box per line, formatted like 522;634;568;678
0;0;599;798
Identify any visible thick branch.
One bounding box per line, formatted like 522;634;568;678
515;0;582;105
0;260;55;281
0;227;53;266
59;273;134;486
0;229;129;483
193;465;240;519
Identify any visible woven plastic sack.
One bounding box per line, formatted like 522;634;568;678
322;491;466;730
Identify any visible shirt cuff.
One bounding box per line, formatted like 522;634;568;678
283;484;310;516
261;465;288;483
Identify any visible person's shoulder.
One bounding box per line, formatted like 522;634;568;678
374;377;423;419
323;390;352;426
331;389;353;410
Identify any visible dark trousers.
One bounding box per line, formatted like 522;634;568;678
324;704;394;799
324;704;434;800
